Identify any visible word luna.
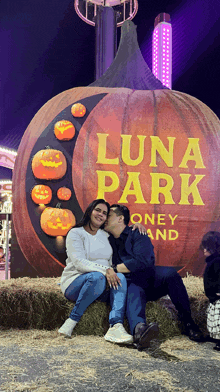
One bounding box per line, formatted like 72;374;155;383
96;134;206;205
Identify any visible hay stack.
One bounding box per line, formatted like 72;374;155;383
0;276;208;340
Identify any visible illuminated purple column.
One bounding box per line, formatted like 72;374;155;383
152;13;172;89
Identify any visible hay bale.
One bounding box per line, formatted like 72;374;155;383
0;275;209;339
0;278;69;330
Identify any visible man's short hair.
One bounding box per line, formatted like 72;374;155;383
110;204;130;225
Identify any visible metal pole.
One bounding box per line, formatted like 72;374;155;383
95;6;117;80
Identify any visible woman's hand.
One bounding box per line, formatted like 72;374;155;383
216;293;220;296
131;222;147;235
106;268;122;290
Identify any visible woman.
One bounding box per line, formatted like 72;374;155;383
59;199;133;344
201;231;220;351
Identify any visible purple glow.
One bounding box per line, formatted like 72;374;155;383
152;21;172;89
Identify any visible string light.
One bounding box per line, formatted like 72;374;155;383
0;146;17;156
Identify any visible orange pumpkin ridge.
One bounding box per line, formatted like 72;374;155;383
72;88;220;275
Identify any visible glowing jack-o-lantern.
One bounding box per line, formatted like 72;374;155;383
40;207;75;236
54;120;75;141
32;148;67;180
31;184;52;205
71;103;86;117
57;187;72;201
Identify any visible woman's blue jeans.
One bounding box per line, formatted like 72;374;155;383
64;271;127;325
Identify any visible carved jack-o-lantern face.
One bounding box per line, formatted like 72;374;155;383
71;103;86;117
32;149;67;180
40;207;75;236
54;120;75;141
57;187;72;201
31;185;52;205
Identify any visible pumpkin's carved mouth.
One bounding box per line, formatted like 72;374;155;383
57;124;73;134
39;160;63;168
35;194;50;200
47;222;72;230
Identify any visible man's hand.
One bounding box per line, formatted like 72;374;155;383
117;263;130;273
131;223;147;235
106;268;122;290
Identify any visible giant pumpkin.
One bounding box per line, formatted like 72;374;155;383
12;21;220;277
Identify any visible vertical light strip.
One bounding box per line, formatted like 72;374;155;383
152;20;172;89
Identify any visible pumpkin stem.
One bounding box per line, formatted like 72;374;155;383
90;20;167;90
56;203;62;209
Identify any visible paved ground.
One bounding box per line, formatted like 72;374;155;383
0;329;219;392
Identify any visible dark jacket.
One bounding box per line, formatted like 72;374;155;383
108;226;155;287
203;252;220;303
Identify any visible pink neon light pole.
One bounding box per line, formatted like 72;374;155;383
152;13;172;89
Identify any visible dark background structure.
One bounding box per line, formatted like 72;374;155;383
1;0;220;180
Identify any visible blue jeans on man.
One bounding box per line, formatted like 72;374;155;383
126;266;192;334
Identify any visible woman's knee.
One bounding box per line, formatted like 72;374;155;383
116;272;126;281
116;272;127;288
87;272;106;289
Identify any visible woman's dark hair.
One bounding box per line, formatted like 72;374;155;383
201;231;220;255
75;199;110;230
110;204;130;225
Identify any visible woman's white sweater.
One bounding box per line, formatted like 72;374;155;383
60;227;113;294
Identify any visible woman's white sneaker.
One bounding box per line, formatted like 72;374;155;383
58;318;77;338
104;323;133;344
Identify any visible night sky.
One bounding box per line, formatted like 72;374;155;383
1;0;220;179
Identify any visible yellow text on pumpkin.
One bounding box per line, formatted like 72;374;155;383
96;134;206;205
96;171;205;205
130;213;179;241
96;134;206;168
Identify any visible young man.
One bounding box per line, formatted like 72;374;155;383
104;204;204;350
